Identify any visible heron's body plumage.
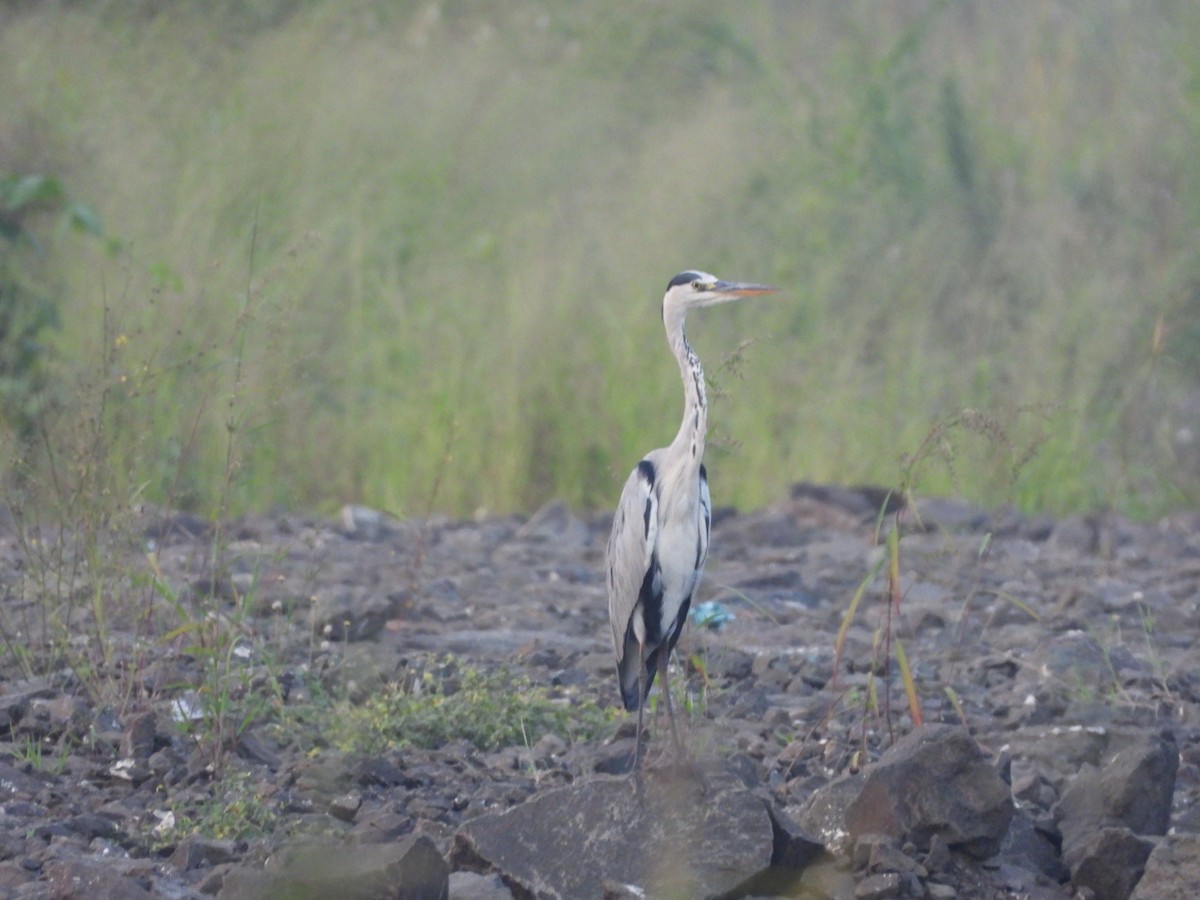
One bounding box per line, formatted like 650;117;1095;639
605;270;776;770
608;450;710;711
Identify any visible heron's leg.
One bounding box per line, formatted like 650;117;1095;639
657;650;687;760
658;651;707;792
631;699;646;801
630;642;648;780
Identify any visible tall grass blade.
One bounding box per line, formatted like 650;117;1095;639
887;516;902;613
894;635;923;727
833;555;885;688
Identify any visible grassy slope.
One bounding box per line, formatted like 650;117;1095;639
1;0;1198;519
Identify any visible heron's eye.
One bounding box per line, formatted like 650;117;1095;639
691;280;702;290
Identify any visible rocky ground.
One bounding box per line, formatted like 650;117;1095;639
0;483;1198;899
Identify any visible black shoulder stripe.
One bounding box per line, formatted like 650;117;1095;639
637;459;656;486
643;497;653;538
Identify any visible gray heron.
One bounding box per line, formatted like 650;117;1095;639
606;270;777;771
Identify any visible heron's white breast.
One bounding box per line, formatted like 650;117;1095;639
653;505;705;623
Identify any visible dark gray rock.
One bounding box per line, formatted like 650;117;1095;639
0;861;32;891
447;871;515;900
340;504;405;541
1065;827;1154;900
922;833;953;875
346;807;412;845
217;835;448;900
21;694;89;740
1005;725;1115;791
1055;731;1178;853
794;773;866;857
765;802;825;870
140;508;212;543
44;859;152;899
844;724;1014;859
1131;833;1200;899
513;500;590;547
236;729;283;769
0;762;50;803
1011;767;1059;811
169;837;238;872
89;706;125;751
0;691;34;734
120;711;157;760
866;839;925;879
849;832;894;870
1052;732;1177;900
909;495;991;533
404;628;595;658
1048;513;1106;555
329;791;363;823
1018;631;1121;716
790;481;900;520
313;587;396;641
722;512;813;548
853;870;902;899
66;812;123;841
452;767;774;900
600;881;645;900
997;811;1067;882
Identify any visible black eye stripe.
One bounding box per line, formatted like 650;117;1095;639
667;270;705;291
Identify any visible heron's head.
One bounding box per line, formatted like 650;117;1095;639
662;270;778;314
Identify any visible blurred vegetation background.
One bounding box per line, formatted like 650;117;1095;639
1;0;1198;521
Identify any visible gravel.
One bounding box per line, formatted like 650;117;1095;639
0;485;1196;898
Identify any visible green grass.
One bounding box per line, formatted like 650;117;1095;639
2;1;1199;520
157;769;281;847
328;659;615;755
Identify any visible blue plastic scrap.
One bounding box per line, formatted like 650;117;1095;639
691;600;735;630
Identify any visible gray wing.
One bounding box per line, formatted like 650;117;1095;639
606;458;659;672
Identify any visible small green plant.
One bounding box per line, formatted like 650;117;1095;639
148;547;299;776
1136;602;1176;703
158;769;279;846
0;208;301;750
11;734;45;770
10;731;74;776
330;657;613;754
834;407;1047;750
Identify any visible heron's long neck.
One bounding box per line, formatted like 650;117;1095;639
665;309;707;470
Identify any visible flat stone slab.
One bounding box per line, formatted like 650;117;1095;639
453;766;775;899
217;834;448;900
